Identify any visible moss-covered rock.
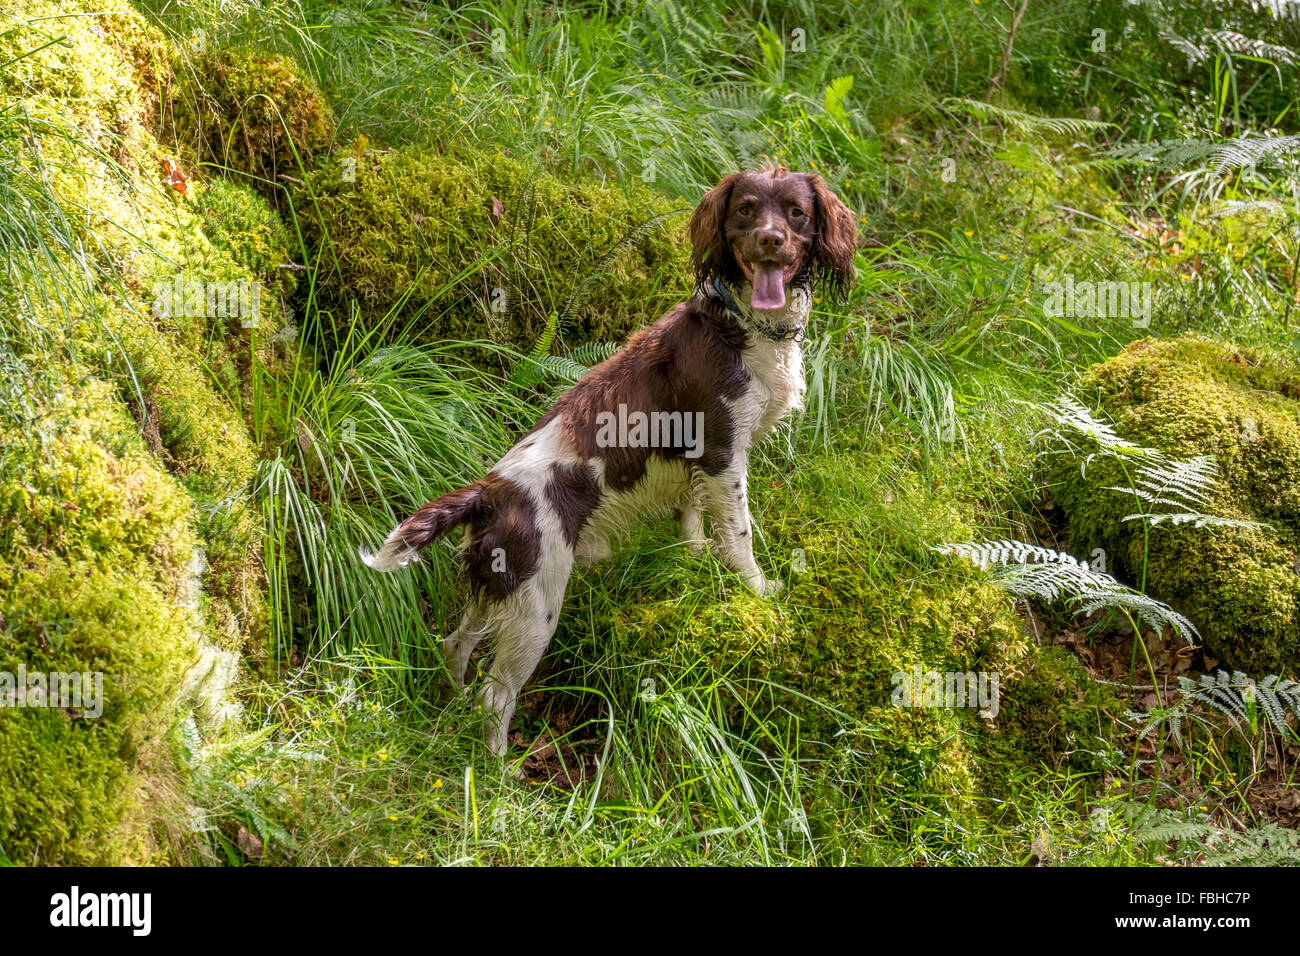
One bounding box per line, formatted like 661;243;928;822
0;0;171;172
167;46;334;193
0;556;196;865
297;144;691;353
559;447;1120;830
0;0;296;861
199;177;299;298
1056;335;1300;674
0;374;200;864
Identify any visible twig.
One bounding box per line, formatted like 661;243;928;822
987;0;1031;101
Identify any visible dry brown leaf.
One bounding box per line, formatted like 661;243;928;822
162;158;188;195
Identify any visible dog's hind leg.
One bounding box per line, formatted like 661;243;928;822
477;563;569;758
679;496;710;555
443;605;491;690
478;615;558;758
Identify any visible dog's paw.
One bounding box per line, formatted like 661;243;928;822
683;535;712;556
744;573;784;598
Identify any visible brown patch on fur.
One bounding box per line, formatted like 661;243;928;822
532;299;750;492
688;172;744;285
392;482;484;551
462;473;542;601
545;462;601;547
806;173;858;294
391;474;541;601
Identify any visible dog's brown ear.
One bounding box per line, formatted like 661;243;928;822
806;174;858;295
688;173;741;282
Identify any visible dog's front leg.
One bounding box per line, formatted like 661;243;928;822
700;466;783;597
679;493;710;555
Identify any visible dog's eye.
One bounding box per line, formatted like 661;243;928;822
790;207;807;219
737;203;755;217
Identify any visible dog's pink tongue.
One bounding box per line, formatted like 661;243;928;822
751;264;786;310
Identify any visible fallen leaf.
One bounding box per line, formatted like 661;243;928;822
236;825;263;860
162;158;188;195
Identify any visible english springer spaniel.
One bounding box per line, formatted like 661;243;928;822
362;167;858;756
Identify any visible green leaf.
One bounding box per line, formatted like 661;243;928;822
823;75;854;124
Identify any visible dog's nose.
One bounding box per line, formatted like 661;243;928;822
756;227;784;252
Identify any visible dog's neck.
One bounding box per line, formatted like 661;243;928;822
695;271;813;342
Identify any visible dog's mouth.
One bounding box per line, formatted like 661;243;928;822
734;250;802;311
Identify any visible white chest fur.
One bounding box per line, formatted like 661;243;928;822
728;284;811;448
738;336;806;445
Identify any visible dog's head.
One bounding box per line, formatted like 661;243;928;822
688;167;857;310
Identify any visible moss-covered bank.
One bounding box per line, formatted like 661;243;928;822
297;144;691;353
0;0;295;862
558;447;1124;831
1057;335;1300;674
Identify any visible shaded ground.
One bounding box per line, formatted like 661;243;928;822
1028;503;1300;832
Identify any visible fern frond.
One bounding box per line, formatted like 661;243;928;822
508;315;614;391
935;539;1198;642
1106;455;1272;530
1122;803;1300;865
1106;454;1216;508
1211;133;1300;174
1146;670;1300;742
508;311;560;390
1034;395;1156;459
568;341;618;367
1208;29;1298;66
559;208;686;332
1130;511;1270;529
1105;133;1300;176
941;97;1109;137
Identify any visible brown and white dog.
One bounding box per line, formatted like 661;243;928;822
361;167;857;755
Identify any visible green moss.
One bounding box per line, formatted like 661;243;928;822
560;448;1118;830
0;373;200;864
0;377;195;590
198;177;299;298
167;46;334;193
1056;335;1300;673
0;1;288;861
993;645;1125;774
298;144;691;352
0;556;195;865
0;0;171;170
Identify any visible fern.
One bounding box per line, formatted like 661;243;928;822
509;312;617;392
1039;396;1268;530
1138;670;1300;743
1211;132;1300;175
1122;802;1300;865
1037;395;1151;455
568;341;618;367
941;97;1109;138
507;310;560;391
1112;454;1216;510
1105;132;1300;201
936;539;1198;642
1208;29;1298;65
1104;454;1272;530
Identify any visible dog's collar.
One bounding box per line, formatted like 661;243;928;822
697;273;812;342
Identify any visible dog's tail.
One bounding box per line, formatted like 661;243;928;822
359;482;484;572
